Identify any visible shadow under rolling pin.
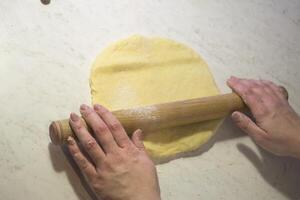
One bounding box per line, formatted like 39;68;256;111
49;87;288;145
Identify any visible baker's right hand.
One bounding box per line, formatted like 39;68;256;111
227;76;300;158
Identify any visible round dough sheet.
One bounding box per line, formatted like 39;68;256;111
90;35;221;159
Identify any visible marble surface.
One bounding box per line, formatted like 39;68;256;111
0;0;300;199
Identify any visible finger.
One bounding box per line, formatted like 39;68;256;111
67;136;97;179
256;80;279;104
227;77;261;95
227;77;256;102
80;104;118;153
247;79;277;104
231;111;269;144
258;80;290;110
227;77;267;115
227;76;248;96
131;129;145;151
69;112;105;166
94;104;132;148
259;80;279;98
261;80;286;100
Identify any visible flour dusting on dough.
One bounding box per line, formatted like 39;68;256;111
125;106;158;120
111;82;137;109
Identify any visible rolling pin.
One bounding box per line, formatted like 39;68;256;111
49;88;288;145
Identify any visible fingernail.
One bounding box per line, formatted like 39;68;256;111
80;104;88;111
228;76;236;82
94;104;101;111
136;129;143;138
232;112;241;121
67;136;75;145
70;112;80;122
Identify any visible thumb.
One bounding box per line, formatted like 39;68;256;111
231;111;268;143
131;129;145;150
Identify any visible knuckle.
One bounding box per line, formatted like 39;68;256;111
102;159;117;171
73;152;80;158
81;160;89;170
91;182;104;192
84;139;97;151
138;144;145;150
129;148;140;157
72;122;84;132
263;86;273;93
70;148;79;156
247;80;258;87
90;174;104;187
94;124;109;134
242;90;254;98
100;161;110;170
239;120;250;131
111;151;126;162
118;153;127;162
97;107;109;115
261;85;270;91
249;86;263;94
118;137;130;147
254;109;268;118
109;121;122;131
236;85;247;93
268;98;281;107
82;108;94;118
74;154;88;169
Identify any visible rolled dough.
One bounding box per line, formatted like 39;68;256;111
90;35;221;159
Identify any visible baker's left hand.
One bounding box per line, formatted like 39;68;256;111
67;104;161;200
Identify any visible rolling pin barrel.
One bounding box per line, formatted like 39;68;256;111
49;87;288;145
49;93;245;144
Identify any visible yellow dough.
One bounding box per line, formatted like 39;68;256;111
90;35;221;159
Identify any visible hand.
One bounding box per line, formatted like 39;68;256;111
227;76;300;158
67;104;161;200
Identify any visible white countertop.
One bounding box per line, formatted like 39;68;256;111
0;1;300;199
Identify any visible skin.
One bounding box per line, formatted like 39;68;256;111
67;104;160;200
67;76;300;199
227;76;300;158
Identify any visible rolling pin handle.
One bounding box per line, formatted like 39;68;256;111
49;121;62;145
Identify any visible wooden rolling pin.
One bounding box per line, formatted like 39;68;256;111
49;88;288;145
